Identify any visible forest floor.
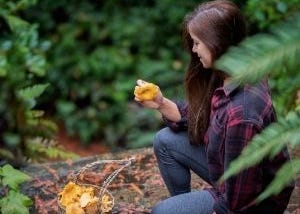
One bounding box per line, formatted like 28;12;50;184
22;147;206;214
55;127;109;157
20;130;300;214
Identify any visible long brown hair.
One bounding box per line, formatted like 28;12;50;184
182;0;247;144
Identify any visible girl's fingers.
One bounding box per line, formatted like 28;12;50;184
134;97;142;102
136;79;148;86
136;79;143;86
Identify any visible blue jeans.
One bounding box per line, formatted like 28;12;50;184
151;127;215;214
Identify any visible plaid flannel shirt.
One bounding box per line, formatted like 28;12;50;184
163;80;294;214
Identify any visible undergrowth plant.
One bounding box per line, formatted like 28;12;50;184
0;164;32;214
0;0;77;165
244;0;300;30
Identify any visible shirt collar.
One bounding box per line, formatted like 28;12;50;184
223;80;240;97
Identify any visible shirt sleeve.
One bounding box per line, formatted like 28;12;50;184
162;100;188;132
214;120;263;214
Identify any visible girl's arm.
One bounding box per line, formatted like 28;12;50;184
134;79;181;122
156;97;181;122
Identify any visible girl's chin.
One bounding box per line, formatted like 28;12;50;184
200;59;212;69
200;59;207;68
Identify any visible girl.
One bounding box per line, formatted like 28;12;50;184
134;0;294;213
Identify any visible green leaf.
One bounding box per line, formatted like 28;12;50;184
257;159;300;202
0;67;7;76
15;0;38;10
26;110;44;118
56;100;76;116
0;148;15;160
25;54;46;76
17;83;49;100
276;2;287;13
0;190;32;214
0;55;8;76
3;133;21;147
5;15;29;32
0;164;31;190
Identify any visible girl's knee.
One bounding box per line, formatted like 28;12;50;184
151;201;167;214
153;127;173;152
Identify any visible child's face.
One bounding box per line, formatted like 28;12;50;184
189;31;213;68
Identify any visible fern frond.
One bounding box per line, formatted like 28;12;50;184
272;74;300;115
17;83;49;100
26;138;79;161
26;110;44;118
220;111;300;182
257;159;300;202
38;119;58;133
215;14;300;84
0;148;14;160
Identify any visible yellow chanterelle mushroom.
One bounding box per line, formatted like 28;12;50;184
134;83;159;101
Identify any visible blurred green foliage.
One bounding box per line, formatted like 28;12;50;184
21;0;200;147
0;0;76;165
1;0;299;153
244;0;300;30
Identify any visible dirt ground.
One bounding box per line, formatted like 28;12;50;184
55;128;109;157
21;145;299;214
55;130;300;214
21;148;176;213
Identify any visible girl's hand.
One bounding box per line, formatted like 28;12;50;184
134;79;164;110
